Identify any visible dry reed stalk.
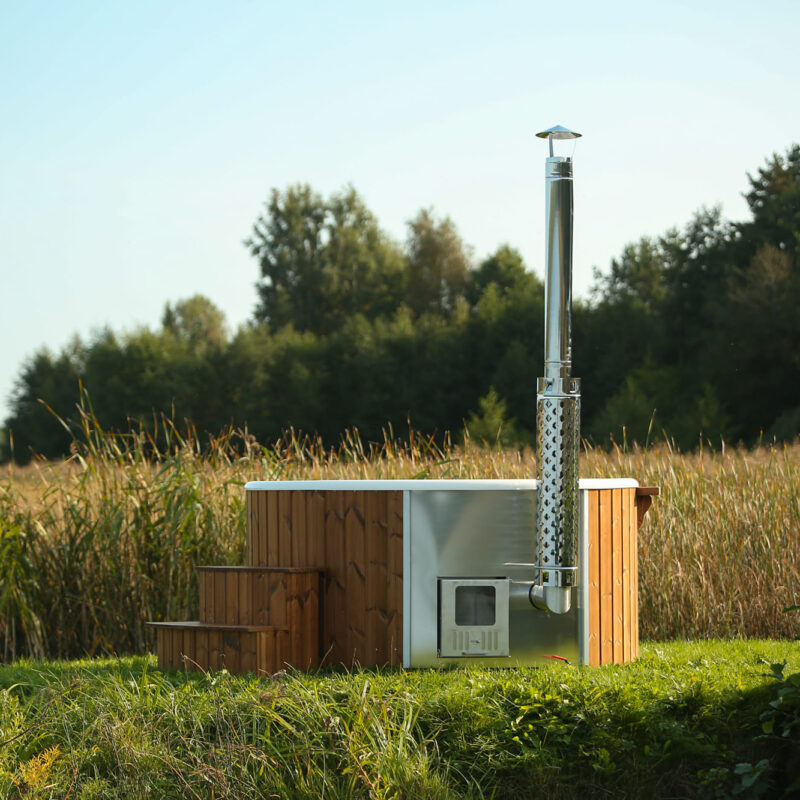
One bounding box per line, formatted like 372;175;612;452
1;417;798;659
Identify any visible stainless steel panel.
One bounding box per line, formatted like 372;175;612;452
404;488;587;668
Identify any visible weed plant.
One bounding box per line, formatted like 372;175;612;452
1;405;799;660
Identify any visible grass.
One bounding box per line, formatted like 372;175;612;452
0;641;798;799
1;407;799;660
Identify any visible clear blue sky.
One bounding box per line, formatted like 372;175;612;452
2;0;798;421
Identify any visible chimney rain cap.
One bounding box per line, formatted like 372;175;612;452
535;125;582;140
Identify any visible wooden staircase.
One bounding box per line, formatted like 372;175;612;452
148;566;321;674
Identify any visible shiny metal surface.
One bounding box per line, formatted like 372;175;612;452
535;125;582;140
439;578;510;657
544;158;574;379
534;129;581;613
404;488;586;667
535;377;581;593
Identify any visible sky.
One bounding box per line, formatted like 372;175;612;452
1;0;798;421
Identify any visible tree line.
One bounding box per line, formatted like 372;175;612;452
3;146;799;462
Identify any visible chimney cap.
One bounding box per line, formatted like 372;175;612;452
535;125;582;140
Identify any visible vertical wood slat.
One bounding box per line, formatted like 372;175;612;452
246;491;255;567
622;489;631;663
387;491;404;666
287;573;303;668
226;570;238;626
588;490;600;666
324;491;346;666
160;628;170;668
599;490;613;665
345;492;367;665
267;491;279;567
285;572;320;669
208;631;224;669
252;571;267;626
612;489;623;663
278;492;292;567
196;629;209;670
307;492;325;568
367;492;389;666
291;491;307;566
223;631;237;672
630;488;640;660
182;628;193;669
168;629;175;669
214;570;226;625
240;632;256;674
198;571;207;625
239;571;251;626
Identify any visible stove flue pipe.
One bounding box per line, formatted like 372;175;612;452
530;125;582;615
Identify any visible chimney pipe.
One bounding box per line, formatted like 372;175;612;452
531;125;581;615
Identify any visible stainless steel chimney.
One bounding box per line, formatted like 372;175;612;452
532;125;582;615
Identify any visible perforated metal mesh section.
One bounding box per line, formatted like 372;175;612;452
536;392;580;587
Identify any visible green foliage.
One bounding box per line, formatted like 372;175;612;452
0;641;798;798
587;363;731;450
162;294;229;353
405;208;472;317
4;145;800;460
246;184;407;333
465;387;528;449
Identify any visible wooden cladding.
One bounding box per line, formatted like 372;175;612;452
155;624;288;674
150;565;320;675
246;490;404;667
587;488;639;666
153;483;656;674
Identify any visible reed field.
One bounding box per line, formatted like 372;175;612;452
1;411;799;661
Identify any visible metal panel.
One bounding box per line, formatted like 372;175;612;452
439;579;510;657
405;488;588;667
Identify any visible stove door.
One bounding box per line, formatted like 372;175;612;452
438;578;510;657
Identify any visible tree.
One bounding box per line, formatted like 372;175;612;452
470;245;532;302
741;144;800;256
465;387;522;448
405;209;472;317
162;295;228;353
4;341;84;462
246;184;406;333
589;237;667;314
709;244;800;437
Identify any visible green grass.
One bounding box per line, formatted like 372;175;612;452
1;641;799;799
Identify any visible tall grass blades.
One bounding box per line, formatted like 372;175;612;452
1;407;798;660
2;642;799;798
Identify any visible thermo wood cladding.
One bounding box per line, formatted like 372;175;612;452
246;490;404;667
149;566;320;674
587;487;641;666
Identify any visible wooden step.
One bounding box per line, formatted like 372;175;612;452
149;621;304;675
196;566;321;631
196;567;321;669
150;566;323;675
